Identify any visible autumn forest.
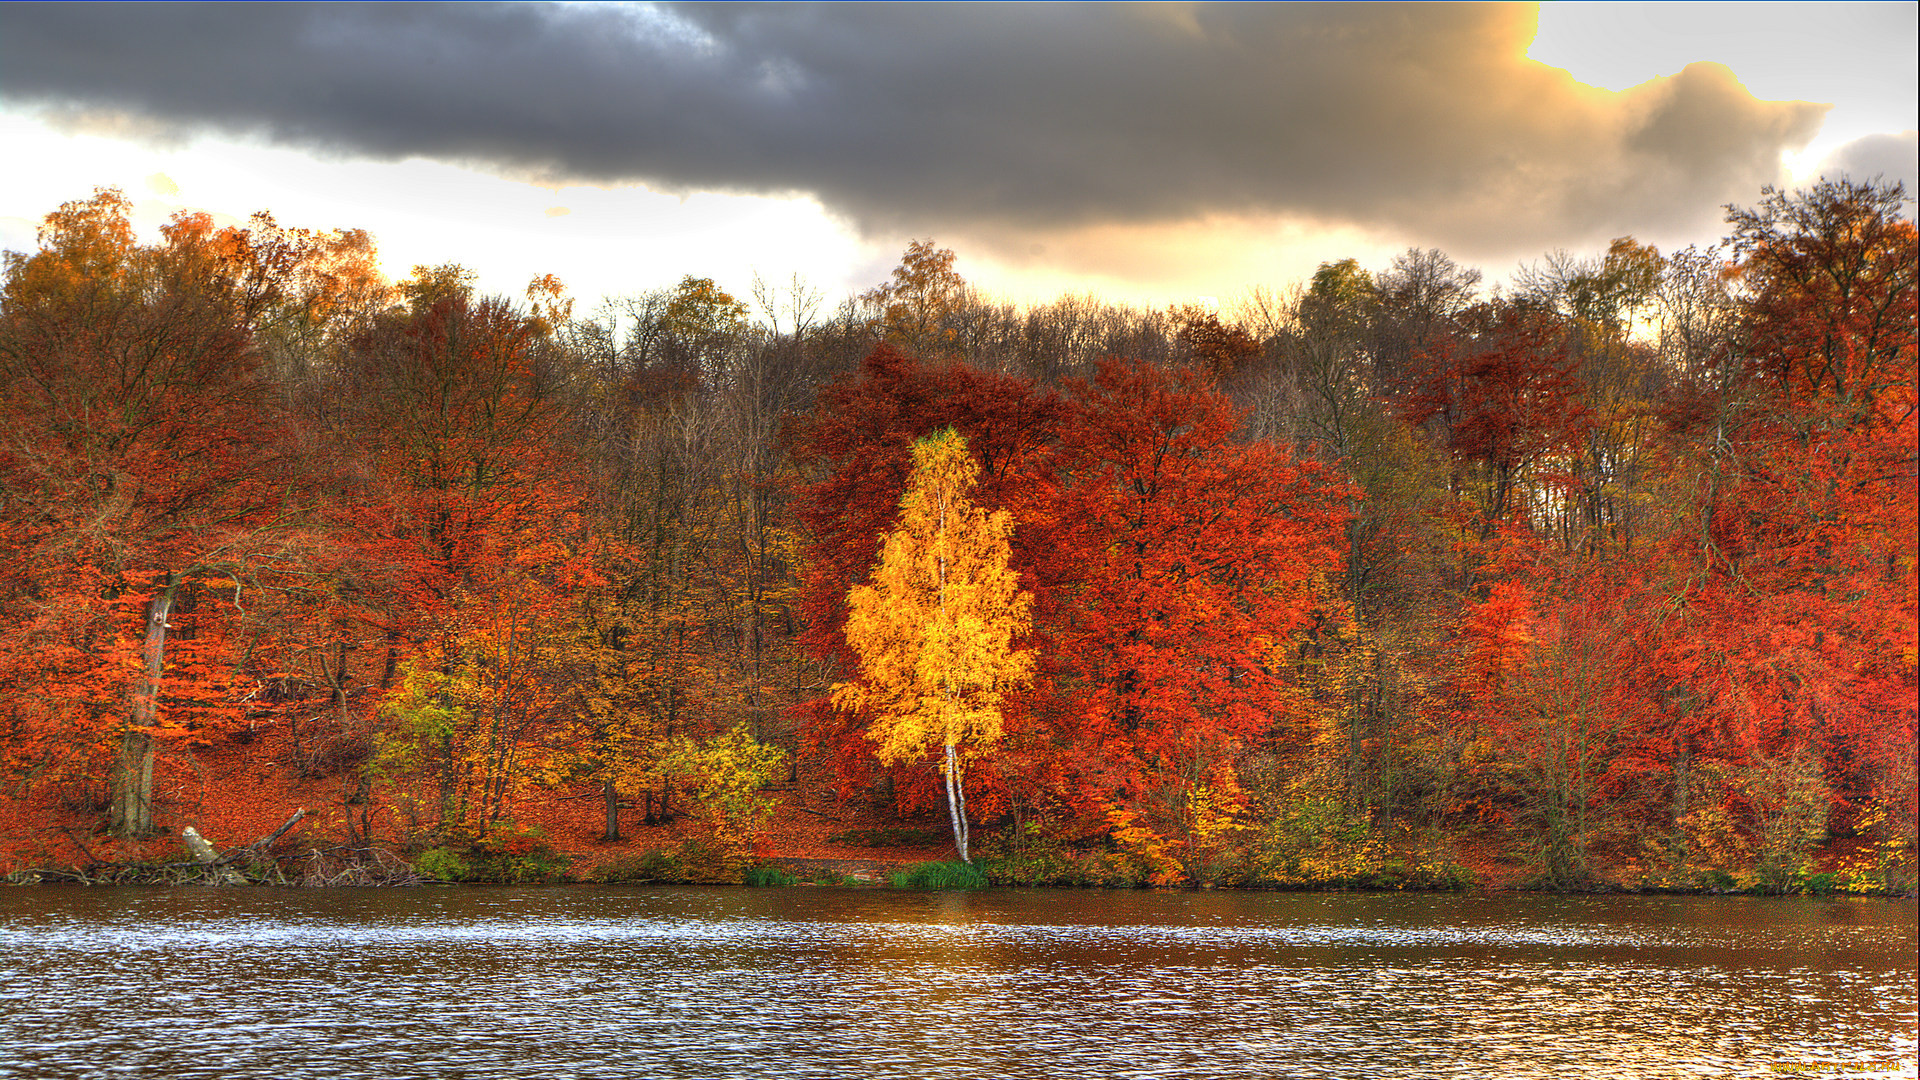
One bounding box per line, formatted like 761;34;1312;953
0;180;1912;893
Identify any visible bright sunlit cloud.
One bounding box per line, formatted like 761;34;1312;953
1529;1;1918;186
2;106;878;311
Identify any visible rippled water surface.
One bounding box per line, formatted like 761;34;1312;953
1;886;1913;1078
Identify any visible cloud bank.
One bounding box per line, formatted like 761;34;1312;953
1;3;1828;258
1815;131;1920;200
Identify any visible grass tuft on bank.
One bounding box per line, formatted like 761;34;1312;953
891;860;989;889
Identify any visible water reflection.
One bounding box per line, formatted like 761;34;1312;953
1;888;1913;1079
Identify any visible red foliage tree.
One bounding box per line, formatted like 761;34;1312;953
1731;179;1917;434
330;285;589;685
794;349;1350;863
0;192;303;836
1047;359;1349;825
1401;302;1588;544
1600;182;1916;882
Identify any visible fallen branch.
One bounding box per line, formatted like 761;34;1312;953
294;844;423;887
246;808;308;853
57;826;105;864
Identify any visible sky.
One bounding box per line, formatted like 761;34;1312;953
1;2;1914;315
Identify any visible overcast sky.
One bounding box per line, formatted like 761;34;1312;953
2;1;1914;311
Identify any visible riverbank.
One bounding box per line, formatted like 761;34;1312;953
5;846;1912;896
1;722;1910;896
7;822;1909;897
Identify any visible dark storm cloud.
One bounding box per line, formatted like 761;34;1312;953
0;2;1825;253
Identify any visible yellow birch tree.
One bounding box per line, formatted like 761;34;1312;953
833;429;1032;862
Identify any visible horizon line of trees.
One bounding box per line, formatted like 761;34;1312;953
0;178;1911;891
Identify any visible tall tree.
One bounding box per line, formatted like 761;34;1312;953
1400;301;1587;549
863;240;969;358
1052;359;1350;857
791;346;1064;800
1730;179;1916;433
834;429;1033;862
335;278;581;686
0;191;304;836
1586;182;1915;886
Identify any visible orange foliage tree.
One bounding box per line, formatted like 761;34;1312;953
0;190;312;837
1050;358;1350;874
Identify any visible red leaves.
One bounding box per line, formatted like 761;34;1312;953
1732;179;1917;432
0;182;1909;882
794;350;1351;826
1052;359;1348;788
1171;306;1263;379
1401;302;1587;535
1;193;297;779
333;291;586;648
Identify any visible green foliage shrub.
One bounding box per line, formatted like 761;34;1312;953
744;864;797;887
978;850;1073;886
1699;868;1738;892
1234;787;1475;890
979;847;1147;888
660;724;787;877
413;824;571;883
1243;804;1476;890
972;817;1155;887
412;846;470;882
671;837;751;883
467;824;571;883
891;860;989;889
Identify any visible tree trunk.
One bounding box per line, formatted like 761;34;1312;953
110;574;180;838
604;776;621;841
108;729;155;838
945;742;969;863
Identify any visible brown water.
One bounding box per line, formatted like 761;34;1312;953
0;887;1913;1079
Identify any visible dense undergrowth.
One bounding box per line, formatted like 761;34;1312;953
10;816;1907;896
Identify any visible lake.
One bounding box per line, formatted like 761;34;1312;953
0;886;1913;1079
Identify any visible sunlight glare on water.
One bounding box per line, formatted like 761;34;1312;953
0;888;1913;1079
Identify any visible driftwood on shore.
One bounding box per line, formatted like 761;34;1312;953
292;845;424;887
182;826;247;885
9;808;422;888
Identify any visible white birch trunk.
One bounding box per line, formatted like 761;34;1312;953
945;742;969;863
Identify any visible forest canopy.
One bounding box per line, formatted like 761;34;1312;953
0;179;1912;894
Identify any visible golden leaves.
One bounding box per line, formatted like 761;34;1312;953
836;429;1032;768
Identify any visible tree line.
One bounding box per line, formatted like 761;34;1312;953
0;180;1911;891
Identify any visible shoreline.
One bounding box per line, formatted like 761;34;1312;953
7;852;1914;898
